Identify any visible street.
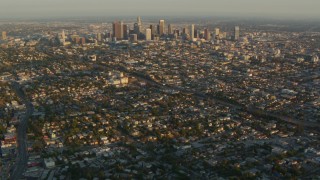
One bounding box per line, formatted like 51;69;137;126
10;82;34;180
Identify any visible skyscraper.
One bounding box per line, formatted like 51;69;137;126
183;27;189;35
234;26;240;40
137;16;142;32
157;25;160;35
159;20;165;36
150;25;156;36
97;33;102;41
120;21;124;39
123;24;128;40
146;28;152;41
59;30;66;44
168;24;173;35
204;28;211;41
1;31;7;40
174;30;180;36
194;29;199;39
61;30;66;39
113;21;124;40
190;24;195;41
62;30;65;40
214;28;220;37
134;23;140;35
133;16;143;35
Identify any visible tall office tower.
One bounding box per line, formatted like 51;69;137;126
137;16;142;32
157;25;160;35
159;20;165;36
150;25;156;36
59;30;66;44
113;21;123;40
134;23;140;35
183;27;189;35
123;24;128;40
222;32;227;39
120;21;124;39
190;24;195;41
204;28;211;41
168;24;173;35
1;31;7;40
194;29;199;39
62;30;65;39
174;33;178;39
214;28;220;37
174;30;180;36
97;33;102;41
234;26;240;40
145;28;152;41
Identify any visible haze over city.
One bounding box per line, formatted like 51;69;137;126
1;0;320;179
0;0;319;20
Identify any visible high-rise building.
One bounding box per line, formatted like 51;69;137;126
157;25;160;35
168;24;173;35
133;16;143;36
134;23;140;35
145;28;152;41
62;30;65;40
234;26;240;40
194;29;199;39
174;30;180;36
59;30;66;44
222;32;227;39
123;24;128;40
204;28;211;41
113;21;124;40
137;16;142;32
150;25;156;36
120;21;124;39
159;20;165;36
183;27;189;35
97;33;102;41
214;28;220;37
1;31;7;40
190;24;195;41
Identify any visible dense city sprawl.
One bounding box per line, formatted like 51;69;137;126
0;18;320;179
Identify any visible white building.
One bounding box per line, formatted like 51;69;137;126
145;28;152;41
190;24;195;41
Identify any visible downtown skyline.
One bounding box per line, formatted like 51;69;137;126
1;1;320;179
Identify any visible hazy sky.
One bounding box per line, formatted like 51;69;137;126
0;0;319;19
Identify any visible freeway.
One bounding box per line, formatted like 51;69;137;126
10;82;34;180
